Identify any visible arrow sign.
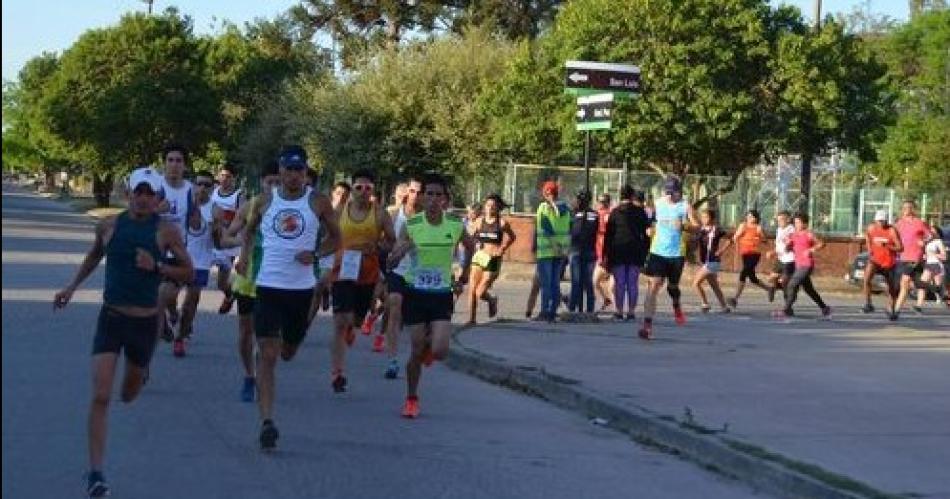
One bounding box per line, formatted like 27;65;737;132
576;93;614;131
565;60;640;96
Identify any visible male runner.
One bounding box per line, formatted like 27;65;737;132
237;146;340;450
156;144;193;340
638;176;697;340
863;210;902;319
172;170;215;356
54;167;194;498
211;162;244;314
387;174;475;418
893;200;933;317
329;169;395;392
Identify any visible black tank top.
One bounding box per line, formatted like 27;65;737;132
476;218;503;247
104;211;162;307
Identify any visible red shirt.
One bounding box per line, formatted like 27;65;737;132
791;230;816;268
867;225;897;269
595;207;610;261
895;217;928;262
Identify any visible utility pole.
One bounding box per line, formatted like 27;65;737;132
800;0;821;214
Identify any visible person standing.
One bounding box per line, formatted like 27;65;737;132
604;185;650;321
387;174;475;418
467;193;516;325
54;167;194;498
534;181;571;322
638;177;697;339
693;209;732;313
728;210;771;308
567;191;599;319
237;146;340;450
893;200;933;317
775;214;832;320
862;210;902;319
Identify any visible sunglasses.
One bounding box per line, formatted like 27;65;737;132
196;181;213;187
353;184;374;192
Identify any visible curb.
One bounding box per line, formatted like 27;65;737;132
446;334;898;499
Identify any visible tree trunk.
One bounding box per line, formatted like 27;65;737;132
93;174;113;207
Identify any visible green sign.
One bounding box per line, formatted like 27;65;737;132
576;93;614;131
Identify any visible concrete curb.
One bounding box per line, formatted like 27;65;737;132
446;332;898;499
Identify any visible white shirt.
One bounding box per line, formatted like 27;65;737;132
255;187;320;290
925;239;945;264
775;225;795;264
186;200;214;270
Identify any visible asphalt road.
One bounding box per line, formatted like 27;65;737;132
1;185;759;499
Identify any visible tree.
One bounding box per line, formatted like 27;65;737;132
910;0;948;18
451;0;564;40
40;9;221;205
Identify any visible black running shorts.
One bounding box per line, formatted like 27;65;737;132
93;307;159;367
235;292;255;316
642;254;685;285
331;281;376;322
254;286;313;346
402;290;454;326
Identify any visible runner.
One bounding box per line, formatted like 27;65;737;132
387;173;474;418
862;210;902;319
364;183;410;352
774;213;832;320
914;225;947;313
156;144;193;341
210;162;244;315
894;200;933;317
534;180;571;322
329;169;395;393
604;185;651;322
331;181;351;211
765;211;796;302
218;161;281;402
237;146;340;450
637;177;697;340
728;209;771;308
467;193;516;325
54;167;194;498
172;170;215;357
693;209;732;313
593;193;614;312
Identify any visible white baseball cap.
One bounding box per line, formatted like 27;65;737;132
128;167;163;193
874;210;887;222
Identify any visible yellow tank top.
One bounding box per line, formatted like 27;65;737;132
338;201;381;284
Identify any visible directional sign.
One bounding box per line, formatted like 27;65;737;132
576;93;613;131
565;61;640;96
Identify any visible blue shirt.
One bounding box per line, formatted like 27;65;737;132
650;198;688;258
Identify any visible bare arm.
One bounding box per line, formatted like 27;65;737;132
889;227;903;253
153;222;195;283
236;194;266;276
378;207;396;253
314;193;342;267
387;228;415;270
733;223;745;243
457;231;476;287
500;218;517;255
53;217;112;308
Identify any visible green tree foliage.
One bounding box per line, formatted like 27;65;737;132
450;0;563;40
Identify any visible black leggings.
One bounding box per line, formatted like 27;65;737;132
739;253;762;284
783;267;827;313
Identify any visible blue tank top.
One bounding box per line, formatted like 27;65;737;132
103;211;163;307
650;198;688;258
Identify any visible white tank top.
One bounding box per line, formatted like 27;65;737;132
775;225;795;264
159;178;193;238
925;240;944;264
186;201;214;270
255;187;320;290
211;187;241;222
393;205;415;276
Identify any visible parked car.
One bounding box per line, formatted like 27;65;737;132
846;252;888;291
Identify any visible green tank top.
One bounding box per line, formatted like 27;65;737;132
405;213;463;293
104;211;162;307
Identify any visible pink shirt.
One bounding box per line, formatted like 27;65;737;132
791;231;816;268
895;217;929;262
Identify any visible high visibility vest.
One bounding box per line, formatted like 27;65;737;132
535;202;571;259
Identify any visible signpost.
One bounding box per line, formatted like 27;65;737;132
564;61;640;193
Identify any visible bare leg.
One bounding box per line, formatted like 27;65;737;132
525;274;540;317
467;266;485;324
895;274;914;312
693;269;709;307
119;360;148;403
385;292;404;356
643;276;666;319
177;285;201;339
406;324;428;398
332;312;354;373
89;353;118;471
238;313;255;377
916;270;934;307
707;274;728;308
256;338;280;421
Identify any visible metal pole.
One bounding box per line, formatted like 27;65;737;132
584;130;591;194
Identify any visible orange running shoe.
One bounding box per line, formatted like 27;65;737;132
344;326;356;347
673;307;686;326
401;396;420;418
637;322;653;340
372;334;385;353
361;313;377;335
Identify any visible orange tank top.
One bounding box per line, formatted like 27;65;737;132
737;224;763;255
867;225;897;268
338;201;381;284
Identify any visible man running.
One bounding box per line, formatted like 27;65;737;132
211;162;244;314
638;177;697;340
775;213;831;319
381;177;423;379
156;144;193;341
863;210;902;319
387;173;475;418
237;146;340;451
893;200;933;318
54;167;194;498
329;169;395;392
172;170;215;356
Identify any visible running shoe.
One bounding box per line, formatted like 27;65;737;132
673;307;686;326
372;334;385;353
719;307;732;314
612;313;625;322
861;304;875;314
332;373;347;393
624;313;636;322
700;304;711;314
259;419;279;451
401;396;420;418
912;306;923;315
173;339;186;357
727;297;738;309
637;323;653;340
384;359;399;379
86;471;110;498
772;309;791;321
821;306;833;320
361;313;377;335
488;296;499;318
599;299;613;313
888;310;899;321
218;294;235;315
344;326;356;347
421;344;435;367
241;377;256;403
767;286;777;303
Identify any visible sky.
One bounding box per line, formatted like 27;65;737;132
2;0;912;82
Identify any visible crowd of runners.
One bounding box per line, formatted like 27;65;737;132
52;143;948;498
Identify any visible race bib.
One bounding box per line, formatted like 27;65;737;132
414;269;444;290
472;250;492;268
339;250;362;281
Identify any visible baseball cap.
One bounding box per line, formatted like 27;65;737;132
874;210;887;222
663;176;682;194
128;167;162;193
278;145;308;169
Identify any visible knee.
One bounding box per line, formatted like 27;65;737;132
91;390;111;408
259;346;279;364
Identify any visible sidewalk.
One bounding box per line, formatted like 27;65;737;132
448;295;950;498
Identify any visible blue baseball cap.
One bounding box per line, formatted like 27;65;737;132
663;176;682;194
278;145;308;169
